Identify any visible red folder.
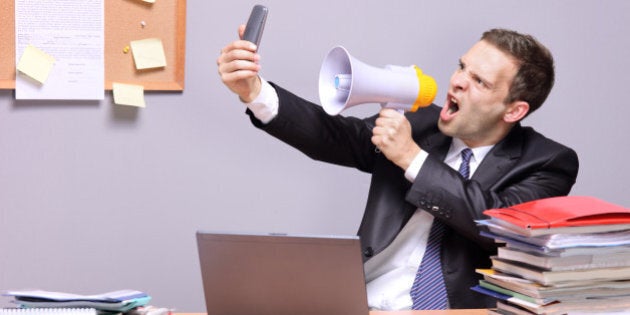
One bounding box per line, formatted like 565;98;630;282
484;196;630;231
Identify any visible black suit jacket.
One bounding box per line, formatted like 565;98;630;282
248;83;579;309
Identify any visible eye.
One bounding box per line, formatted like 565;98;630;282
458;60;464;70
473;75;486;87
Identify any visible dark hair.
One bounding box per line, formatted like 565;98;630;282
481;29;554;116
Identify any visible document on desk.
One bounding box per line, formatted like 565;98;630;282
15;0;104;100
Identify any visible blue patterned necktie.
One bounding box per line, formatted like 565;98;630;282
410;148;473;310
457;148;473;180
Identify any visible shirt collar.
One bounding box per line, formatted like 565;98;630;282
445;138;495;166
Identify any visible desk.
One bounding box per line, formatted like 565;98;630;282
370;311;487;315
179;310;487;315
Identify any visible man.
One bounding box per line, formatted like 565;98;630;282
217;26;579;309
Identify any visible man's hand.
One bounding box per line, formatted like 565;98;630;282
371;109;421;170
217;25;262;103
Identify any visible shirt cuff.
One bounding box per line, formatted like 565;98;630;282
245;77;279;124
404;150;429;182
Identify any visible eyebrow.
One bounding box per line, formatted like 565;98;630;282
459;58;495;90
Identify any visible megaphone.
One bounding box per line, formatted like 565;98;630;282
318;46;438;116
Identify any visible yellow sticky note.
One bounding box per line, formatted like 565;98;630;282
16;45;56;84
130;38;167;70
113;82;146;108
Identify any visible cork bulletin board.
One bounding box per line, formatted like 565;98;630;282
0;0;186;91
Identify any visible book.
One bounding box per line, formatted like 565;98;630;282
479;219;630;249
482;196;630;237
491;257;630;285
480;221;630;256
477;281;557;305
471;285;545;310
495;296;630;315
503;238;630;257
3;290;150;312
0;309;97;315
495;301;537;315
497;246;630;271
476;269;630;300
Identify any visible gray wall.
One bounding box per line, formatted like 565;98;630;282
1;0;629;311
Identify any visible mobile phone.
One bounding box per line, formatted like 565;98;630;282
242;5;268;50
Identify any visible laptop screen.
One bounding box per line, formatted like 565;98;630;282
196;231;369;315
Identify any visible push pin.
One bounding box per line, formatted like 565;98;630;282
140;21;147;28
123;45;130;54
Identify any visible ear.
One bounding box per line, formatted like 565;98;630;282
503;101;530;123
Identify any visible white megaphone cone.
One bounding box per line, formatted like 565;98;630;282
318;46;438;116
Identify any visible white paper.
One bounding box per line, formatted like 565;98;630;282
15;0;104;100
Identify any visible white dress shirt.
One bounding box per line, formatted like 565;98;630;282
245;79;494;310
364;138;493;310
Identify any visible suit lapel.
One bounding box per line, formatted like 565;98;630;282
419;132;452;160
472;124;524;189
420;124;525;190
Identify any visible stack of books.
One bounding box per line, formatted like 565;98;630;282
2;290;151;313
474;195;630;315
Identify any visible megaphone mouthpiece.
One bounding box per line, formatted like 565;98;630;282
318;46;438;116
411;66;438;111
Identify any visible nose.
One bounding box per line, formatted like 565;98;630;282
450;70;468;91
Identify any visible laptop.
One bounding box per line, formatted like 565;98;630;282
196;231;369;315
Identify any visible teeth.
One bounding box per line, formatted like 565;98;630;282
448;97;459;114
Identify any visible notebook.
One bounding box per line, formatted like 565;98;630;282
0;310;96;315
196;231;369;315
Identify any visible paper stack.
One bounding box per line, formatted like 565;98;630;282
3;290;151;313
474;195;630;315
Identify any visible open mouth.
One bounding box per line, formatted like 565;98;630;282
447;96;460;114
440;94;461;123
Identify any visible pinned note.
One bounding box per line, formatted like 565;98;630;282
130;38;167;70
16;45;56;84
113;82;146;108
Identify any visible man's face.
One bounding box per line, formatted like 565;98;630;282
438;40;520;147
